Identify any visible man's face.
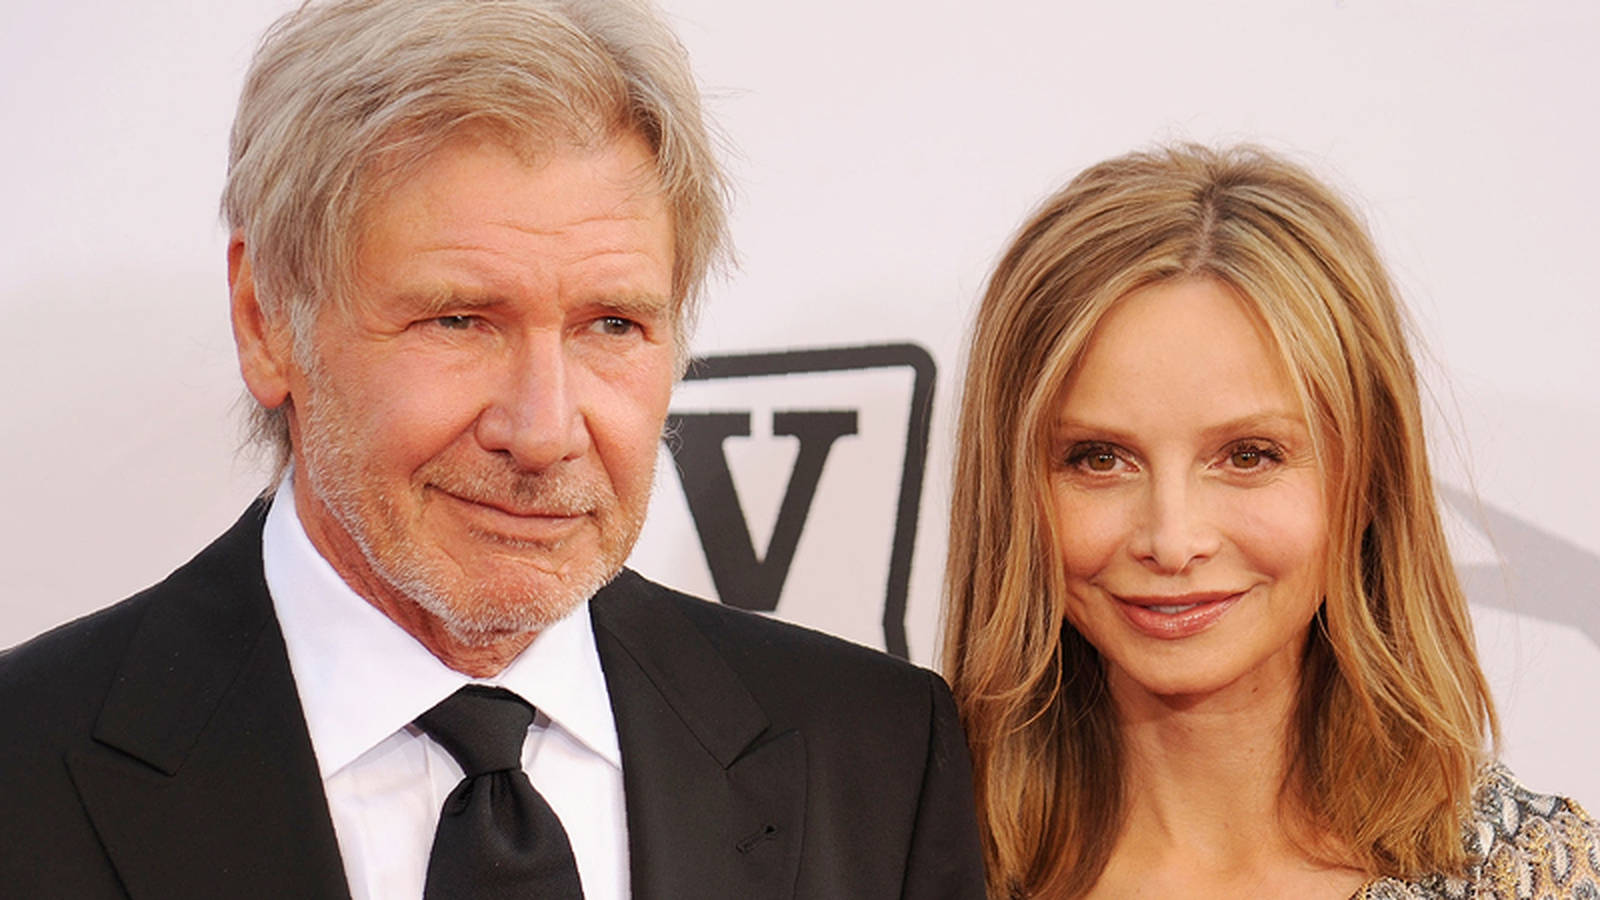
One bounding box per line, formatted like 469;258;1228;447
281;132;676;645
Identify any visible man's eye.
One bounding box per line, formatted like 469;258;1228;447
593;316;638;336
433;315;475;330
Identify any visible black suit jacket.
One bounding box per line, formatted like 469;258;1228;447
0;505;986;898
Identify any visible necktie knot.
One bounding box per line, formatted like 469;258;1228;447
414;685;584;898
416;685;534;777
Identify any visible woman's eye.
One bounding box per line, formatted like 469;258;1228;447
1084;451;1117;472
1065;443;1125;474
1225;441;1283;470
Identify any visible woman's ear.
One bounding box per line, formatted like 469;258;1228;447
228;233;293;409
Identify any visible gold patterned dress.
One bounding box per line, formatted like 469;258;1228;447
1356;764;1600;899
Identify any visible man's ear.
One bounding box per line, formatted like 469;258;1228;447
229;232;294;409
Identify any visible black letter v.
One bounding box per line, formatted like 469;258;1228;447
668;410;858;611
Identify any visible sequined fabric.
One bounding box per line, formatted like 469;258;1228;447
1356;764;1600;899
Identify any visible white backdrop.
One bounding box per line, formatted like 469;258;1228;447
3;1;1596;809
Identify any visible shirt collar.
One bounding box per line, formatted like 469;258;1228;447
262;476;622;778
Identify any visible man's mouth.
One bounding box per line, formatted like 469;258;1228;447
454;494;588;519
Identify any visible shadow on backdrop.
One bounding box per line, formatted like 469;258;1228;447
1442;484;1600;649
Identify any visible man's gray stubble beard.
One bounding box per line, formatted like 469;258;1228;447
293;374;649;647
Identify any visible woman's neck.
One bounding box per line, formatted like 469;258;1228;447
1117;670;1299;851
1086;670;1367;899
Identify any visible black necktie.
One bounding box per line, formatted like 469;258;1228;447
415;685;585;900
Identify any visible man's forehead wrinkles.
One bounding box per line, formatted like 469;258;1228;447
484;209;659;238
407;239;660;259
370;238;669;294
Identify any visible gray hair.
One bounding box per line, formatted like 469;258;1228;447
223;0;730;476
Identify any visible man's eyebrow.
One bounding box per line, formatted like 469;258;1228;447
587;291;674;320
389;289;675;320
392;288;503;318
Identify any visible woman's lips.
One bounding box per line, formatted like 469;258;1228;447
1113;591;1243;639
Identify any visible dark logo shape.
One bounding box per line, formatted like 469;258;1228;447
671;410;859;612
664;344;936;658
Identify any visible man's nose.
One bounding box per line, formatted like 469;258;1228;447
474;335;589;469
1131;472;1221;574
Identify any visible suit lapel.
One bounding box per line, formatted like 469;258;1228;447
67;506;349;900
592;571;805;900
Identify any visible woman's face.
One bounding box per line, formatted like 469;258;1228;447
1048;277;1328;705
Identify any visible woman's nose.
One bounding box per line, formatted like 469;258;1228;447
1131;472;1222;574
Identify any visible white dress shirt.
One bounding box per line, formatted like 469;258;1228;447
262;478;630;899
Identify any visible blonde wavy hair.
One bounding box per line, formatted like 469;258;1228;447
943;144;1497;898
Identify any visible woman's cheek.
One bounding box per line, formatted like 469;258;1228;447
1055;490;1126;580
